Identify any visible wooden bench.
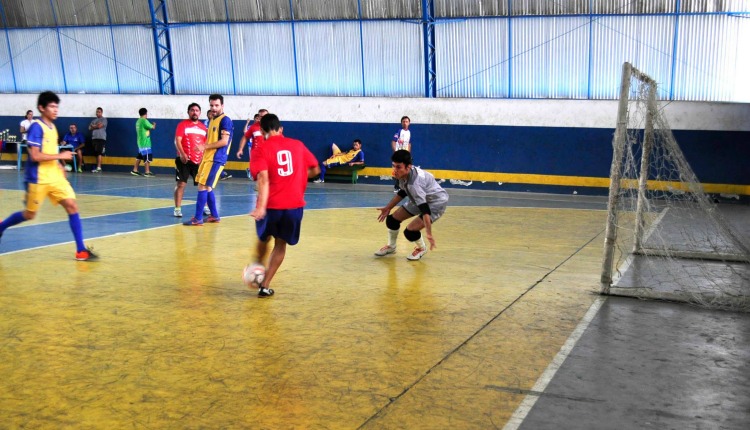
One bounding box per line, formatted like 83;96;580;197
325;164;366;184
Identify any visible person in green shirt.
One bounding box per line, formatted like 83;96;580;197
132;107;156;177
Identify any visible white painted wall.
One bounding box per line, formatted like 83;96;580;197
1;94;748;131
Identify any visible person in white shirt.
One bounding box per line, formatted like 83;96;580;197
390;116;412;192
19;110;33;143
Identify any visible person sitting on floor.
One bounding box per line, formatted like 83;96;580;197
314;139;364;183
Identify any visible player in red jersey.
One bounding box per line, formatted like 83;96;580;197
249;113;320;297
236;108;268;180
173;103;207;217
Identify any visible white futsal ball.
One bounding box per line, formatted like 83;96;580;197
64;164;72;172
243;263;266;288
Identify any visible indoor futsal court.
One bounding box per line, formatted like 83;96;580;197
1;169;748;429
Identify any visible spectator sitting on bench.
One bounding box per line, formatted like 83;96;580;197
314;139;364;183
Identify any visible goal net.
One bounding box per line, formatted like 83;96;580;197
600;63;750;311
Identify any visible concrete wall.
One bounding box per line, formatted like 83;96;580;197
1;94;748;194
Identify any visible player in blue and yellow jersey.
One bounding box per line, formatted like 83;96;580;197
183;94;233;226
0;91;98;260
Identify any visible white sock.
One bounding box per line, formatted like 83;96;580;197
387;229;399;248
414;236;426;250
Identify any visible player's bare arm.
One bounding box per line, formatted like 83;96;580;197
28;145;73;162
202;130;230;151
236;135;248;158
250;170;270;221
376;195;404;222
174;136;187;162
422;214;436;249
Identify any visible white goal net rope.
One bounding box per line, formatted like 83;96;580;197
601;63;750;311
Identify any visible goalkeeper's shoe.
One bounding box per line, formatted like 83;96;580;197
374;245;396;256
406;247;426;261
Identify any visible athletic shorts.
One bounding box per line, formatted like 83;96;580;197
196;161;224;189
256;207;304;245
24;179;76;212
92;139;106;155
175;157;199;185
136;149;153;162
402;201;447;223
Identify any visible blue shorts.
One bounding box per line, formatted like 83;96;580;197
256;208;304;245
196;161;224;188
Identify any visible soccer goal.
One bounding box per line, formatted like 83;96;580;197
600;62;750;311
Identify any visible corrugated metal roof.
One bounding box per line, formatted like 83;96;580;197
435;0;508;17
226;0;289;22
295;0;358;20
593;0;676;14
0;1;748;101
3;0;55;28
512;0;590;16
360;0;420;19
53;0;109;26
166;0;227;24
107;1;151;25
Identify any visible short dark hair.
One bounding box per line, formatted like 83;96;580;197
253;114;260;120
353;139;362;145
401;116;410;122
260;113;281;133
25;110;33;115
37;91;59;109
258;108;268;115
209;94;224;104
139;107;148;116
96;107;103;112
391;149;412;166
187;103;201;113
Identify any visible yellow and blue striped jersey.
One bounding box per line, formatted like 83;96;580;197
25;119;64;184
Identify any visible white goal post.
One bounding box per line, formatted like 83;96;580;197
599;62;750;310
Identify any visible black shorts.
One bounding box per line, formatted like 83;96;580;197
136;151;153;162
92;139;106;155
175;157;199;185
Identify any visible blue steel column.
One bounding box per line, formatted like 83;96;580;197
104;0;121;93
587;0;593;99
147;0;175;95
357;0;366;96
49;0;68;93
669;0;681;100
0;2;18;92
223;0;237;95
507;0;512;98
422;0;436;98
288;0;300;96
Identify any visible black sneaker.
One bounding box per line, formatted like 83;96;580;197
258;286;274;297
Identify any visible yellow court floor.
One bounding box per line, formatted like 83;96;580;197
0;202;606;428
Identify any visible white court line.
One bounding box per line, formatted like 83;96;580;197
502;296;606;430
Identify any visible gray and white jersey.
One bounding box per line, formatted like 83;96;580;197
398;166;449;216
